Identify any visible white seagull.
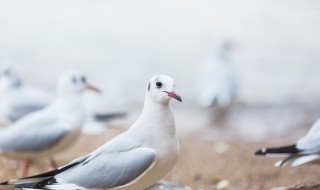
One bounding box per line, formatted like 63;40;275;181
0;70;100;177
198;39;237;108
0;63;125;129
0;75;182;190
255;119;320;167
0;64;54;124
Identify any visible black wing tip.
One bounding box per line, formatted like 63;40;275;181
0;181;9;185
15;177;57;189
255;144;299;155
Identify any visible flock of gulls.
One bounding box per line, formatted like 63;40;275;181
0;63;182;190
0;40;318;190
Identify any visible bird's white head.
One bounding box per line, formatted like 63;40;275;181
0;63;22;89
146;75;182;104
57;70;100;97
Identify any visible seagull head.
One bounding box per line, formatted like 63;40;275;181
0;63;22;89
57;70;100;97
146;75;182;104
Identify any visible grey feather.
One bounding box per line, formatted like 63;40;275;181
55;147;156;189
0;121;70;152
6;135;156;190
7;104;48;122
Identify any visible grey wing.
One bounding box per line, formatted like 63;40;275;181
55;147;156;189
0;122;70;152
7;104;47;122
6;88;53;122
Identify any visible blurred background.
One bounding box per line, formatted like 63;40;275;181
1;0;320;189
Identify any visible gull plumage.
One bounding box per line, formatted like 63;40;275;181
1;74;182;190
198;39;237;108
255;119;320;167
0;64;54;123
0;63;125;131
0;70;100;176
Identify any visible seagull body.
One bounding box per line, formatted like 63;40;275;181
198;39;237;108
0;64;54;123
0;101;82;160
255;119;320;167
0;70;100;176
0;64;124;131
1;75;182;190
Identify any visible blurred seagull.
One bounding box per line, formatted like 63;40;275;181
0;70;100;177
198;39;237;108
0;64;54;124
0;63;125;129
0;75;182;190
255;119;320;167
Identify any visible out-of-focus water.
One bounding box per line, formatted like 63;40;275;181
0;0;320;108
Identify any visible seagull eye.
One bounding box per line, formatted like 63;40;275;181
81;76;87;83
155;82;162;88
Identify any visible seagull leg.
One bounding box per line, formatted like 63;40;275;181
49;158;58;169
21;160;31;177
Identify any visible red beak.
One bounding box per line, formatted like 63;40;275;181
163;91;182;102
86;84;101;93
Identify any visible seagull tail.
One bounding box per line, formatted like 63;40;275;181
255;144;300;156
0;161;80;189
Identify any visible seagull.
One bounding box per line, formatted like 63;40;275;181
0;64;54;124
255;119;320;167
0;63;125;129
0;75;182;190
0;70;100;177
198;39;237;108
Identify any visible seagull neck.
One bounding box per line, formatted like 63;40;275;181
57;94;82;110
142;98;170;115
55;94;84;126
130;97;176;137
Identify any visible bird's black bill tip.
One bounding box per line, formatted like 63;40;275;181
164;91;182;102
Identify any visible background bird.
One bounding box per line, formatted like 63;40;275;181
0;63;126;132
255;119;320;167
198;38;237;109
0;63;54;124
0;70;100;177
0;74;182;190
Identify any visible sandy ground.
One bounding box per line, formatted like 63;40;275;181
0;104;320;190
1;129;320;190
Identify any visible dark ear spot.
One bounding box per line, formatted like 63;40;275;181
148;82;150;91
